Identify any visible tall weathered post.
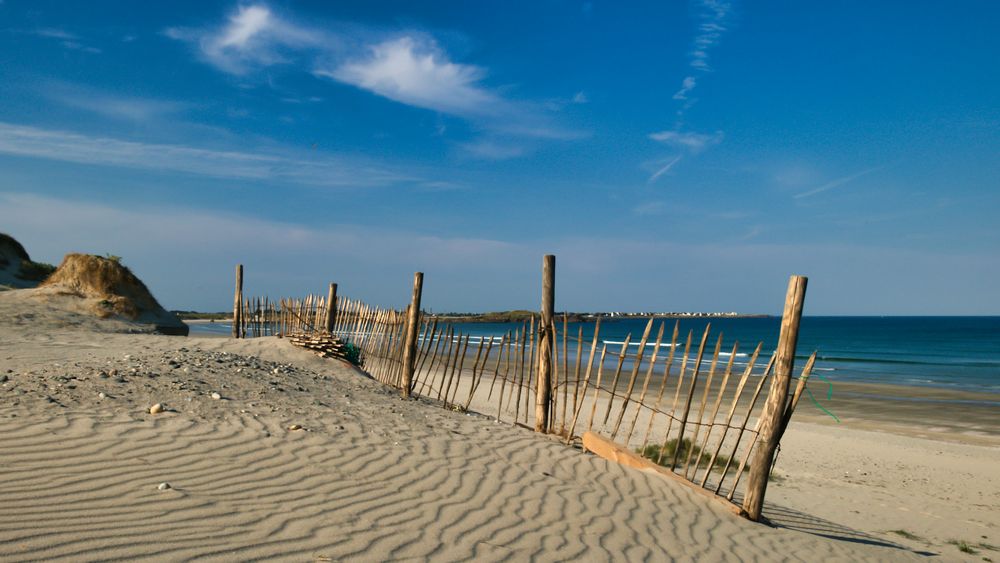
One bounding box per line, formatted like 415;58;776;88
325;282;338;333
401;272;424;397
742;275;807;521
232;264;244;339
535;255;555;433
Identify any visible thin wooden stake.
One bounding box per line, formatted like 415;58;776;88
683;333;723;478
624;321;666;446
600;333;633;426
566;318;602;442
670;324;712;470
610;318;655;441
585;343;610;433
657;330;693;464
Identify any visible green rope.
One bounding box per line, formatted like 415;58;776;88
805;372;840;423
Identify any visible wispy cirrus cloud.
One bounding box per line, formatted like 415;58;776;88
0;121;413;188
26;27;102;53
42;82;188;122
689;1;732;72
648;130;724;152
673;0;732;102
794;165;888;199
647;155;683;184
32;28;77;41
647;1;733;183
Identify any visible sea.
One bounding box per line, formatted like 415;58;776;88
189;316;1000;394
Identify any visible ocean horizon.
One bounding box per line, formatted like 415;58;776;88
189;315;1000;395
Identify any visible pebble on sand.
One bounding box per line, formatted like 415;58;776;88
98;392;106;399
288;424;303;431
149;403;164;414
211;392;222;400
157;482;171;491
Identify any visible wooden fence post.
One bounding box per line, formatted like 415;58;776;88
325;282;338;333
742;275;807;521
535;255;555;433
232;264;243;339
401;272;424;397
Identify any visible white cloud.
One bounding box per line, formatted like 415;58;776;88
217;5;271;48
163;4;581;156
572;91;588;104
319;36;501;118
165;4;327;74
0;121;412;188
673;76;696;100
648;130;723;152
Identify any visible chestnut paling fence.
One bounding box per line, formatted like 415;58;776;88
228;260;815;521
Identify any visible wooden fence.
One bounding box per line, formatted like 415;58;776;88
229;259;814;521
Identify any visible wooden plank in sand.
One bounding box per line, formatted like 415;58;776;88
582;432;744;517
536;255;555;432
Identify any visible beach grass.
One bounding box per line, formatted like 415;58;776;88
888;529;924;541
949;539;978;554
636;438;731;472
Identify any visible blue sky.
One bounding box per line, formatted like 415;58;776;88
1;1;997;314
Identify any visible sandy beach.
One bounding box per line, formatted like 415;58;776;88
1;293;997;561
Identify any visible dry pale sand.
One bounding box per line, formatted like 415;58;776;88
423;357;1000;562
0;296;995;561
